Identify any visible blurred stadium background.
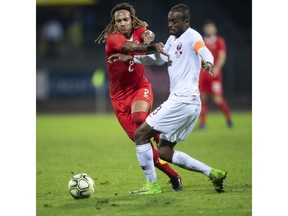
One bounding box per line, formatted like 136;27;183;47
36;0;252;113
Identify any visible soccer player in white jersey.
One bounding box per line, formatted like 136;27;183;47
108;4;227;194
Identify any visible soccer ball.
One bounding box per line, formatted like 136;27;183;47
68;173;95;199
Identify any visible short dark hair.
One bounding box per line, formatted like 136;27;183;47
170;4;191;20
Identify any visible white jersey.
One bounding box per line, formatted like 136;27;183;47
133;27;214;142
164;27;203;103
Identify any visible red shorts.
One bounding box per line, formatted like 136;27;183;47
111;83;154;140
199;70;223;96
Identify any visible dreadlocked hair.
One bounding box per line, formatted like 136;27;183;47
95;2;148;44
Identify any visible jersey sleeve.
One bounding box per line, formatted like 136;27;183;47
134;53;167;65
191;31;206;54
134;26;147;43
106;34;127;53
191;30;214;64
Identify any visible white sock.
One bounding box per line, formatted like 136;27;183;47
136;143;157;182
172;150;211;176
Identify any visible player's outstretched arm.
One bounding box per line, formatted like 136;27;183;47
198;46;215;77
108;52;167;66
121;42;168;56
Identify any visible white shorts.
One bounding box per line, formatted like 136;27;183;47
146;95;201;142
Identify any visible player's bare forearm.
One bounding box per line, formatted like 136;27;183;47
121;41;149;52
121;42;169;56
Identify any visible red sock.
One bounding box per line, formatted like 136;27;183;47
151;145;180;179
218;100;231;121
153;134;160;145
200;101;207;125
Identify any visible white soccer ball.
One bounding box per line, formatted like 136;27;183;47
68;173;95;199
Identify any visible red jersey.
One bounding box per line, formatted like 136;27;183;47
204;36;226;64
199;36;226;95
105;27;149;100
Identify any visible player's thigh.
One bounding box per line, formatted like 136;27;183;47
134;121;158;143
131;100;150;113
132;84;154;113
161;103;200;142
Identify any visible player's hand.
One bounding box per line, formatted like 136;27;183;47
142;30;155;45
202;61;214;77
108;53;133;63
154;42;169;57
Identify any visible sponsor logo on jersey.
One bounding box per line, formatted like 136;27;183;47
175;43;183;58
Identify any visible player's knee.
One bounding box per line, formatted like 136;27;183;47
133;129;142;143
131;112;148;126
133;124;151;144
158;147;173;163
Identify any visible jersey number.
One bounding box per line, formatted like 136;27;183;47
144;88;149;100
152;105;162;115
128;60;134;72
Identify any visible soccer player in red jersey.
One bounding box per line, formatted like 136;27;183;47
95;2;182;191
198;20;233;129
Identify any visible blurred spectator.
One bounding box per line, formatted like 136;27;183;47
83;9;98;47
198;20;233;129
40;16;64;58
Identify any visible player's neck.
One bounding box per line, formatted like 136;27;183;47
126;34;133;41
175;27;189;38
123;30;133;40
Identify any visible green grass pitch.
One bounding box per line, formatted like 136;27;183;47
36;111;252;216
